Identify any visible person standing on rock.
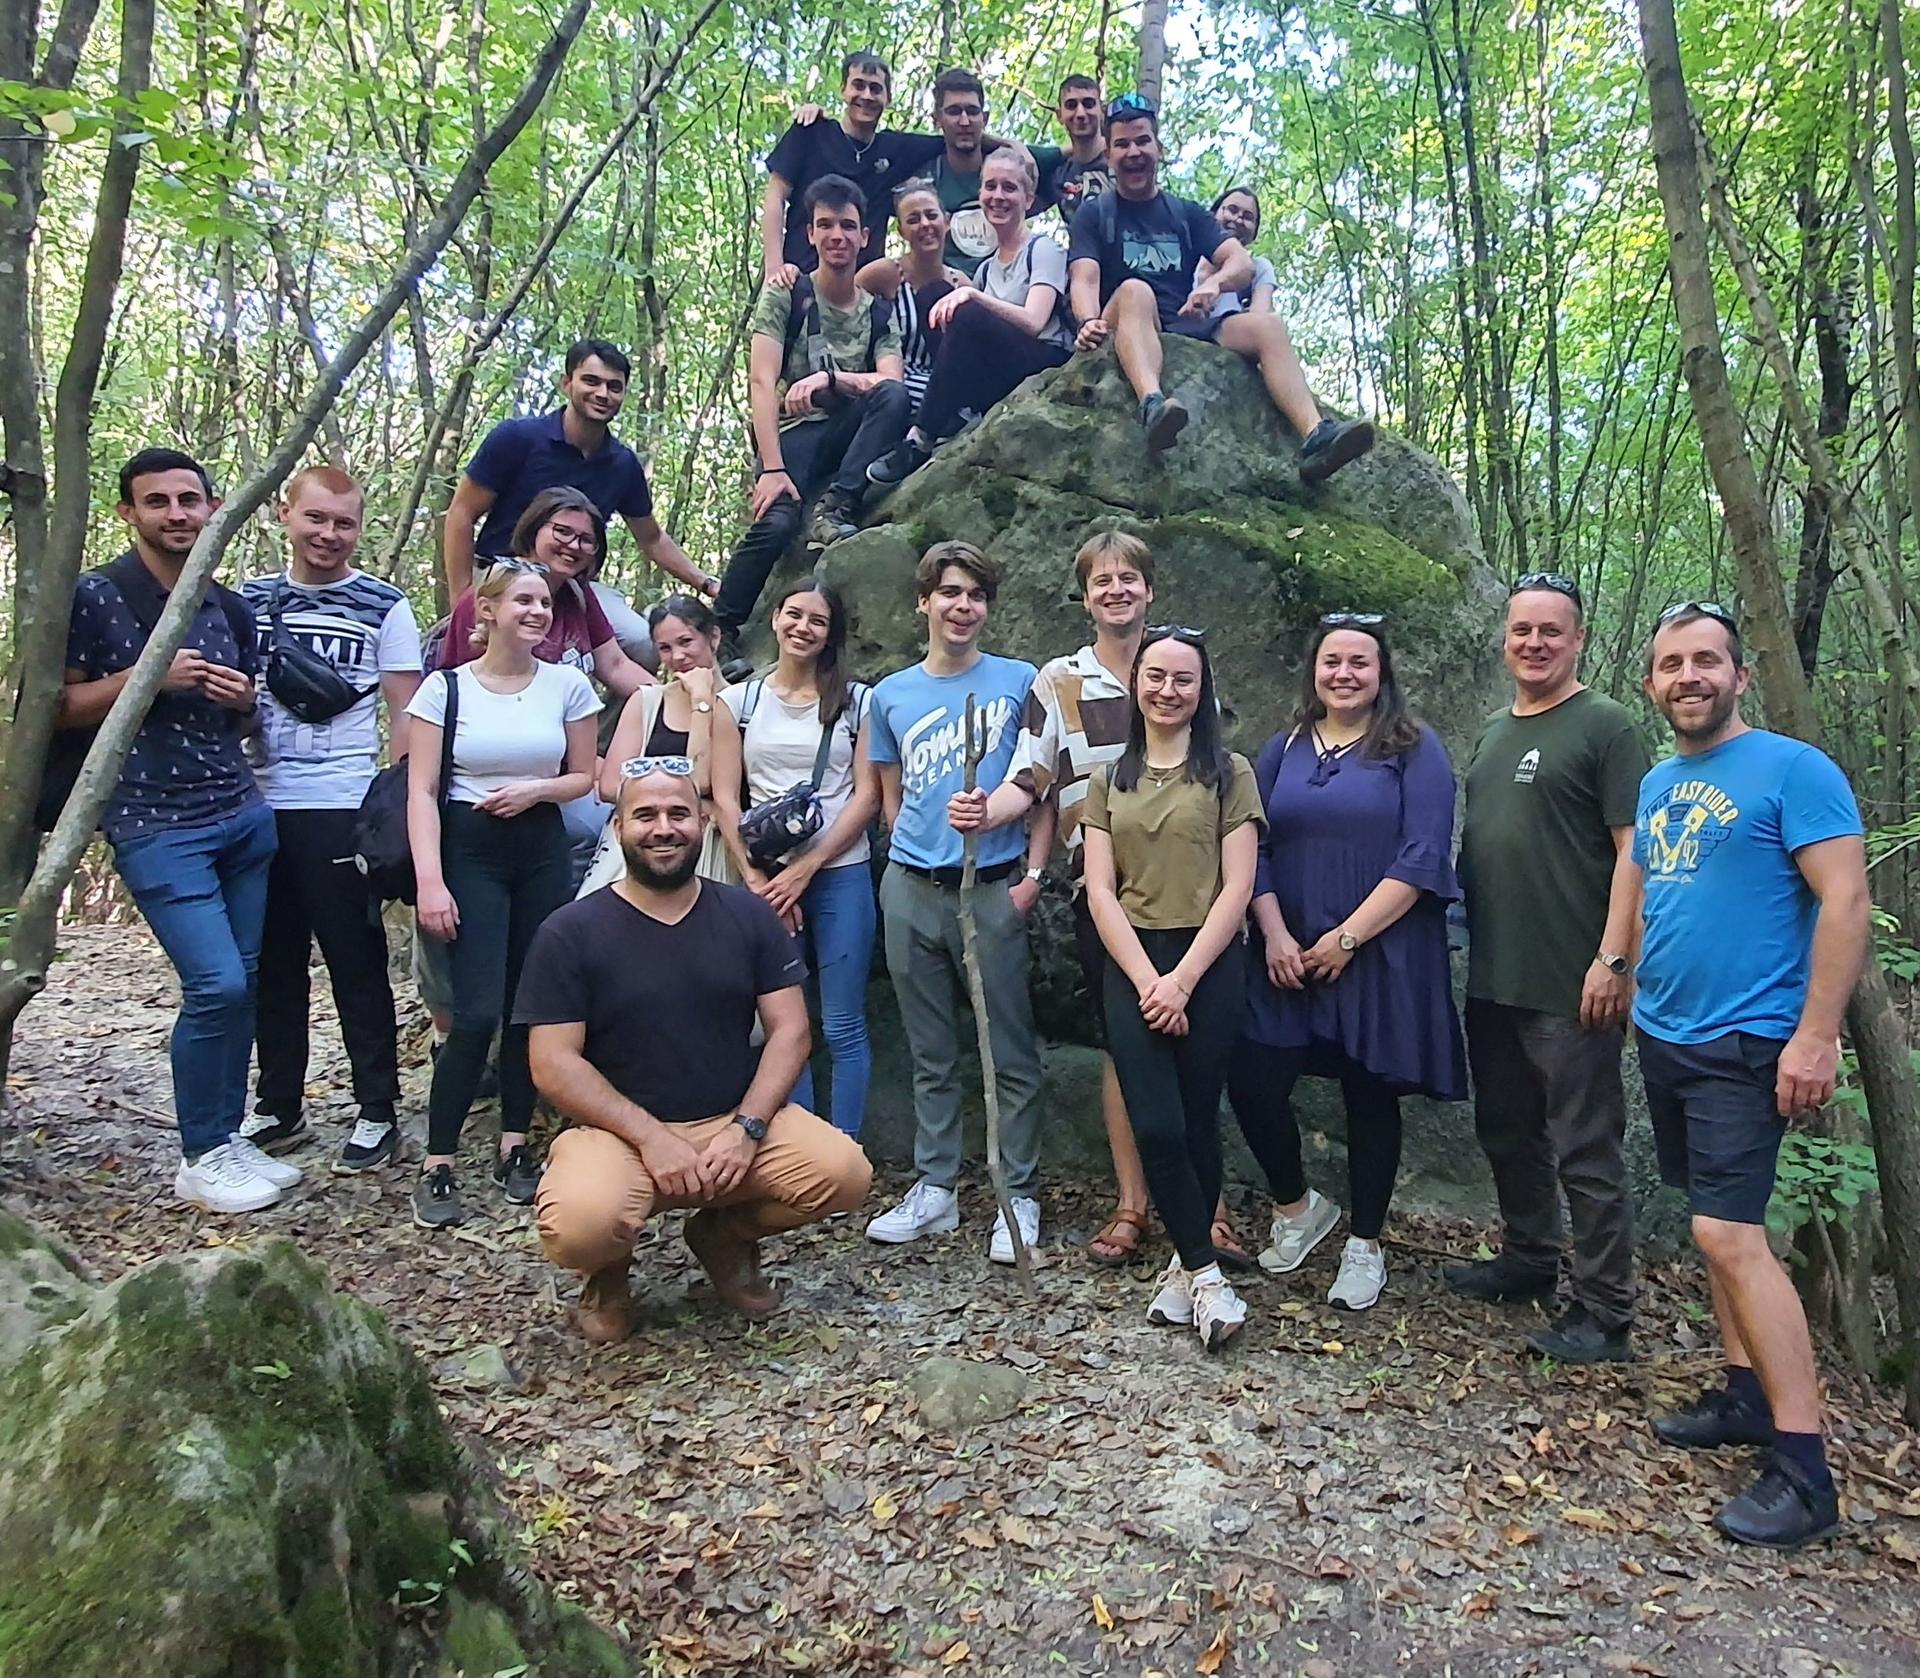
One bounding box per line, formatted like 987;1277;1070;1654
240;467;423;1177
1633;604;1867;1550
1447;573;1648;1362
864;543;1047;1263
1032;74;1112;225
55;449;287;1214
1226;615;1466;1311
713;175;909;671
1066;93;1374;476
1081;628;1263;1349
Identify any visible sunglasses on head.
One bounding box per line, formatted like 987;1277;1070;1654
481;557;549;578
1510;570;1582;607
1319;611;1385;629
1106;92;1157;121
1658;600;1738;629
619;754;696;782
1145;622;1208;641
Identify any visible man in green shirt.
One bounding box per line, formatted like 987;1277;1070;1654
714;175;908;664
925;68;996;271
1450;573;1650;1363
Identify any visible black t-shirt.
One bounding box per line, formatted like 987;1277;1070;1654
513;881;808;1123
1037;149;1112;224
766;120;944;270
1068;189;1227;325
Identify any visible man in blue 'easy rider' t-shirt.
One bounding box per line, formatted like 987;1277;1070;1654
865;542;1044;1265
1631;604;1868;1551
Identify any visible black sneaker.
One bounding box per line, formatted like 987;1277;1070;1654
1442;1252;1559;1303
1713;1455;1839;1550
717;630;754;684
1524;1304;1632;1364
1298;416;1376;483
867;436;931;489
1139;391;1189;457
333;1116;400;1175
492;1145;541;1205
239;1110;309;1155
1653;1386;1776;1450
807;492;860;551
411;1164;463;1229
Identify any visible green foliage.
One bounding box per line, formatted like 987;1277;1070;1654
1767;1130;1881;1243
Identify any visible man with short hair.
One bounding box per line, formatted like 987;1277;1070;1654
1031;74;1111;224
864;542;1047;1263
1067;93;1373;478
1634;604;1868;1549
1448;573;1649;1362
523;760;872;1343
442;338;715;601
924;68;997;271
239;466;423;1175
58;449;287;1213
714;175;909;657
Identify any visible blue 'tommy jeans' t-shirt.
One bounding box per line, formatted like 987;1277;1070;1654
1632;728;1862;1045
868;653;1037;872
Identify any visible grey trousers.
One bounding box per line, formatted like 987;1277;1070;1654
1466;998;1635;1330
880;861;1044;1196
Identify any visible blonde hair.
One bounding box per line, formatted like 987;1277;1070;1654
1074;529;1155;591
468;560;544;649
984;141;1038;200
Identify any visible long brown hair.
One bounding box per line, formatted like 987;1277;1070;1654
772;575;855;726
1290;618;1423;758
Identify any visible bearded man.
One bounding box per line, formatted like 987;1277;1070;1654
517;756;872;1343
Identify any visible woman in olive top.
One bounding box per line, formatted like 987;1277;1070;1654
1082;628;1263;1349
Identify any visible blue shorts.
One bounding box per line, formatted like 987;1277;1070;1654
1162;313;1225;345
1637;1028;1787;1225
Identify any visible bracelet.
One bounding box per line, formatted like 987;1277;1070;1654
756;466;788;478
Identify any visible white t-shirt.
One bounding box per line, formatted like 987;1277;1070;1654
406;661;601;805
721;678;871;868
1208;253;1277;318
975;234;1072;348
243;571;423;810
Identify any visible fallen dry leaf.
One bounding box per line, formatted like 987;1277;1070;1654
1092;1593;1114;1630
1197;1624;1229;1674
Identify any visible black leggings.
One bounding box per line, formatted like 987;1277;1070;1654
427;801;572;1156
916;305;1071;442
1227;1039;1403;1240
1102;927;1244;1272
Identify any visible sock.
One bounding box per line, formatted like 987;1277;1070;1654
1724;1364;1769;1415
1772;1429;1833;1491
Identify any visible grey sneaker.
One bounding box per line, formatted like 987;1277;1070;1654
411;1165;463;1229
1298;416;1376;483
1139;391;1189;457
492;1145;541;1205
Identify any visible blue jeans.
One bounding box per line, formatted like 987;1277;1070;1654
114;800;278;1160
789;860;876;1137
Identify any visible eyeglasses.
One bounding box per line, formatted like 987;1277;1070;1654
543;526;598;552
1319;611;1385;628
1106;92;1157;121
1510;571;1582;605
1658;600;1738;628
619;755;696;781
1146;622;1208;641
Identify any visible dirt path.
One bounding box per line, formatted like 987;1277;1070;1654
5;925;1918;1677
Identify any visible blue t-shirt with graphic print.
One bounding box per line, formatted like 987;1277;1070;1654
868;653;1036;872
1632;728;1862;1045
1068;189;1228;325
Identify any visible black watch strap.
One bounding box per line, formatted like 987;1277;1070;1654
734;1112;769;1142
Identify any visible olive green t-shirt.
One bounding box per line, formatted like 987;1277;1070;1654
1458;688;1650;1017
1083;753;1264;930
748;279;903;431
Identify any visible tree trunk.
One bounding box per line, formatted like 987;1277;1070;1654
1138;0;1169;108
1880;0;1920;535
1638;0;1920;1424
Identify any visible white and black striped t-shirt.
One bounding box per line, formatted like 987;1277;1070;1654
890;278;949;408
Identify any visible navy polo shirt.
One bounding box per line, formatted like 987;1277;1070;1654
63;552;263;845
465;409;655;557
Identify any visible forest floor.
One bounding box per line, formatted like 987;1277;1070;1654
5;925;1920;1678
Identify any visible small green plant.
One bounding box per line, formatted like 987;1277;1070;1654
1766;1133;1879;1241
394;1536;475;1610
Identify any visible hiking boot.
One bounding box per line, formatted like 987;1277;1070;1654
807;490;860;551
575;1264;634;1344
866;1180;960;1244
988;1197;1041;1265
866;436;931;489
1653;1386;1775;1451
1190;1265;1248;1351
411;1164;463;1229
1147;1257;1193;1326
492;1144;541;1205
1258;1188;1341;1274
1298;416;1376;483
717;629;754;683
333;1116;400;1175
1443;1251;1559;1303
174;1143;282;1215
239;1109;309;1155
1525;1304;1632;1364
1139;391;1189;457
1714;1456;1839;1550
1327;1237;1386;1310
227;1134;305;1191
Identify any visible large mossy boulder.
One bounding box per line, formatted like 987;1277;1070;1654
0;1207;626;1678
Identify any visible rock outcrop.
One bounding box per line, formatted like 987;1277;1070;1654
0;1208;626;1678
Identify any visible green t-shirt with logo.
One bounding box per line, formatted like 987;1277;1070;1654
1458;688;1650;1017
748;279;903;431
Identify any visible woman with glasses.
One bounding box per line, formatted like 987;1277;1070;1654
1227;613;1465;1310
712;577;880;1137
406;560;601;1229
1082;627;1263;1348
1199;186;1275;317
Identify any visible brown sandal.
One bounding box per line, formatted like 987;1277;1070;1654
1211;1215;1255;1274
1089;1207;1150;1266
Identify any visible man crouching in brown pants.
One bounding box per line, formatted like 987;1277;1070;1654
519;756;872;1341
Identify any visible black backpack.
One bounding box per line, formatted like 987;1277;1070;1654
32;554;254;832
261;581;378;724
352;667;458;906
781;274;893;375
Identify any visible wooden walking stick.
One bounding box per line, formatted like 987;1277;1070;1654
956;693;1034;1289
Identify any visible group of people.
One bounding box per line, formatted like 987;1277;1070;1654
43;64;1878;1561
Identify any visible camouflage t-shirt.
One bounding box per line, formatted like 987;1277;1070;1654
748;280;903;431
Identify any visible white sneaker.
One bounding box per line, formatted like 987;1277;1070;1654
1147;1256;1193;1326
1190;1264;1248;1350
175;1142;282;1213
1258;1188;1342;1274
988;1197;1041;1265
865;1181;960;1244
1327;1238;1386;1310
228;1134;305;1190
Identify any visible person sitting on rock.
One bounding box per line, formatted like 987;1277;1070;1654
854;180;964;414
1200;186;1275;317
713;174;909;669
1067;93;1374;476
866;144;1075;490
522;758;873;1342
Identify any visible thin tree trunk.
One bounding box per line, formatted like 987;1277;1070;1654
1138;0;1169;108
1880;0;1920;534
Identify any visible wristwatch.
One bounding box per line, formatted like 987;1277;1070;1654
733;1112;768;1142
1023;867;1045;884
1337;929;1358;953
1596;951;1630;975
693;700;714;714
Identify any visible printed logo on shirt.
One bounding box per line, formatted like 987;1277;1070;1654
948;204;995;260
1513;748;1540;785
1641;778;1741;881
1056;169;1109;216
899;696;1018;797
1121;225;1186;276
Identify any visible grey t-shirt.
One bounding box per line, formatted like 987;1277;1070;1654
973;234;1071;348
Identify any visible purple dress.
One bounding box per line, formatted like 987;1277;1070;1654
1243;724;1466;1100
